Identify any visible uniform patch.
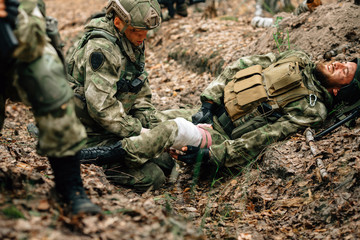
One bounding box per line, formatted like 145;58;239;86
90;52;105;71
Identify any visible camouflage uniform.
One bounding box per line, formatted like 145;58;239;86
117;50;333;169
67;13;194;191
67;16;193;146
0;0;100;214
0;0;86;157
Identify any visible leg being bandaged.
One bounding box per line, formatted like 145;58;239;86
172;118;212;150
172;118;202;149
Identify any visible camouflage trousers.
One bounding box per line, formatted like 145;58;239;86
121;120;227;166
0;43;87;158
114;119;228;191
87;109;196;192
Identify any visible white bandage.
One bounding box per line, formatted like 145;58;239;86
171;118;202;150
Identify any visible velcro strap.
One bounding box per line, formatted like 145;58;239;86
197;124;212;148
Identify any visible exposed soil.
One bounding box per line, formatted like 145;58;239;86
1;0;360;239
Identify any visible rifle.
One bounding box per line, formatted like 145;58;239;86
0;18;18;62
314;101;360;140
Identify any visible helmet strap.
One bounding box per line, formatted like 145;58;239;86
120;24;128;34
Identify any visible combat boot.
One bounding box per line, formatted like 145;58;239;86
77;141;126;166
48;156;101;215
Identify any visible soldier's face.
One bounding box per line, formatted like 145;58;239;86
114;17;148;47
315;61;357;95
123;26;148;47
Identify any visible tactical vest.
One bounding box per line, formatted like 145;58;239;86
221;56;317;139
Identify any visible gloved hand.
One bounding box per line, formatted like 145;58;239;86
173;146;210;165
3;0;19;28
191;101;214;125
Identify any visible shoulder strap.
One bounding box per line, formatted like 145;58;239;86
79;29;118;49
80;29;145;73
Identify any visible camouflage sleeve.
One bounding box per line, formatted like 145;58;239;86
131;79;159;128
80;38;143;137
12;0;47;62
200;50;312;105
200;52;278;105
210;97;328;167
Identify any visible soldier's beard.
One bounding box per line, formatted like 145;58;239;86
313;63;331;88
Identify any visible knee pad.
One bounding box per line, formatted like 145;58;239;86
17;44;73;115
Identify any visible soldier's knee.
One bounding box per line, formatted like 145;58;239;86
133;162;166;192
16;44;73;115
106;162;166;192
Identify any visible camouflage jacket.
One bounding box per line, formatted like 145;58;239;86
67;16;159;139
201;50;334;167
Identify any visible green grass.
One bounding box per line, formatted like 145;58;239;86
1;205;25;219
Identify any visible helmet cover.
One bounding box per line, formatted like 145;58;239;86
106;0;161;30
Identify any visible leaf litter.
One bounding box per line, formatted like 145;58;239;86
1;0;360;239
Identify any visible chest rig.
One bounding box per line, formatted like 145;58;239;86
68;29;148;94
224;56;315;122
219;56;318;139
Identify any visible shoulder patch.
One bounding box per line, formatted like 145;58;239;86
90;52;105;71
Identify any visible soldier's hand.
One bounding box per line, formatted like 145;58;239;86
306;0;322;11
3;0;19;28
191;101;214;125
171;146;210;165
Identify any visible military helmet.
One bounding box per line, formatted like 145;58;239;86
335;58;360;105
106;0;161;30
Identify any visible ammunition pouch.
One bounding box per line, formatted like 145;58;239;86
224;65;267;121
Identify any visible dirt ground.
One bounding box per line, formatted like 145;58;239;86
1;0;360;239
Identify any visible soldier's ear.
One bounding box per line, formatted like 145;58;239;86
114;17;124;30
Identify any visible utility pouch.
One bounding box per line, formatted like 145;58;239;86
224;65;267;121
263;57;302;97
263;56;310;108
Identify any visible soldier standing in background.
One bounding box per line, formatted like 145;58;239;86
0;0;100;215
